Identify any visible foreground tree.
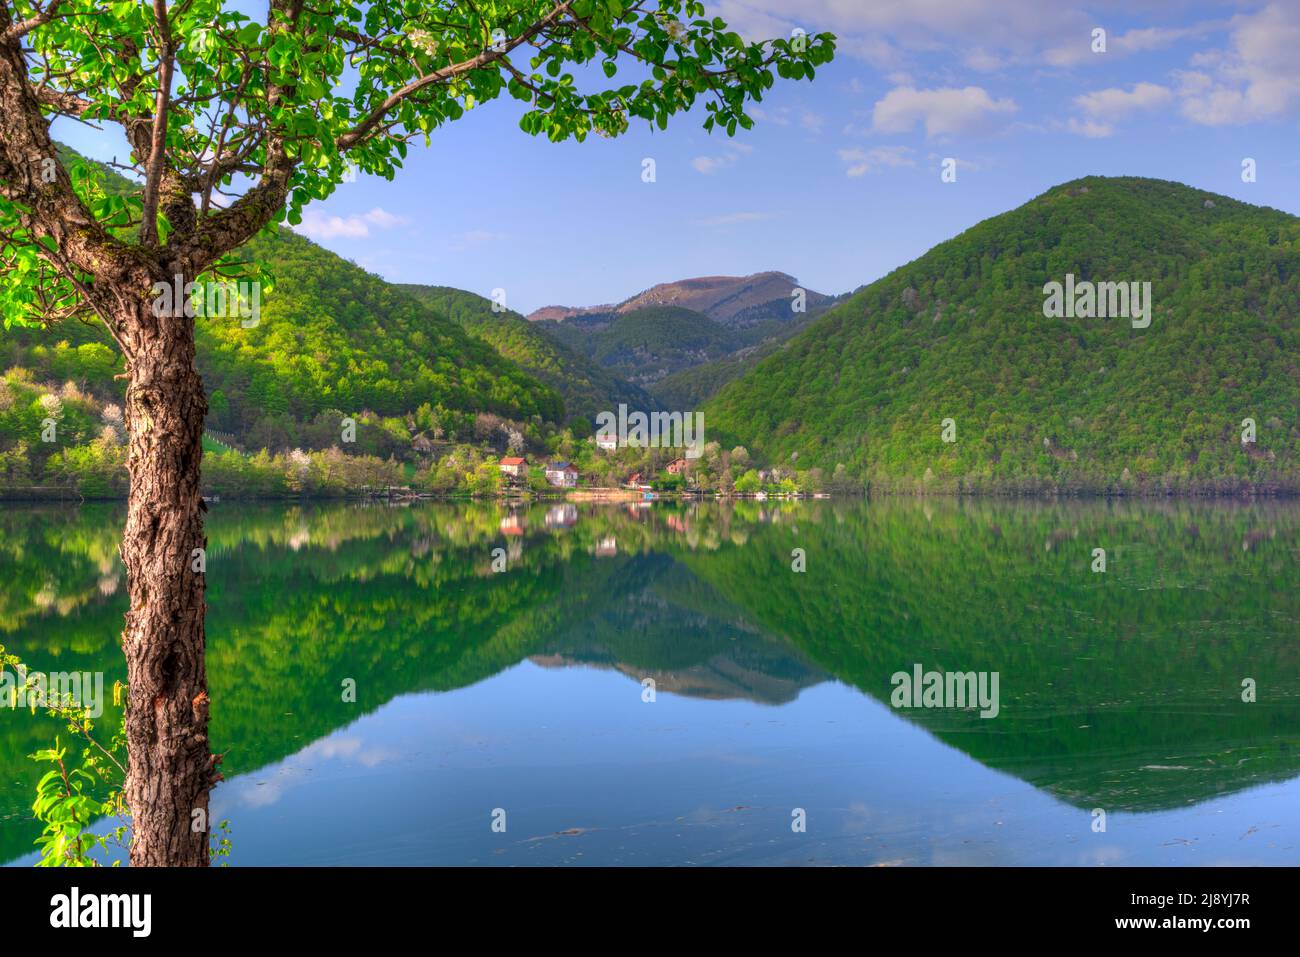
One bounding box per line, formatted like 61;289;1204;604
0;0;833;865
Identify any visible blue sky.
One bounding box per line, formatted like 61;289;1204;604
55;0;1300;315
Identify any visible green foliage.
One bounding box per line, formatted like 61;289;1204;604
399;285;653;423
649;298;840;407
0;150;140;328
1;152;566;483
465;460;503;495
29;736;126;867
733;468;761;493
2;637;233;866
203;228;565;430
542;306;738;388
705;177;1300;492
0;637;128;866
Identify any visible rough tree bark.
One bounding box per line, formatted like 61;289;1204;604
118;283;216;867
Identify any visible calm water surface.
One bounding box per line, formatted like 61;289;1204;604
2;498;1298;865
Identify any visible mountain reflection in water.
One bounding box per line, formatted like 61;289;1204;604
2;498;1297;865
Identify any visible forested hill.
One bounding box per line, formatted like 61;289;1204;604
205;229;563;432
398;284;653;425
540;305;741;388
4;148;566;454
703;177;1300;494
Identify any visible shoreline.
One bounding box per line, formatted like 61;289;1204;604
3;485;1299;504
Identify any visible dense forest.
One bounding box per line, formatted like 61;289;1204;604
538;305;741;386
704;177;1300;494
398;284;654;424
536;292;842;404
650;300;842;408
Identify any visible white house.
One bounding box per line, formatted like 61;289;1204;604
544;461;578;488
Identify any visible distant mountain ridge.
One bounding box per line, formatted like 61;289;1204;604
527;271;830;327
527;272;843;404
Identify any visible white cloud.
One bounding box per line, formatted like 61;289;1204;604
691;141;753;174
361;208;408;230
1069;81;1173;136
1172;69;1213;96
838;145;916;177
1066;118;1116;139
711;0;1223;78
1045;23;1217;67
964;49;1003;72
1177;3;1300;125
749;105;793;126
872;86;1018;137
295;207;409;241
800;110;826;133
708;0;1086;68
692;155;729;174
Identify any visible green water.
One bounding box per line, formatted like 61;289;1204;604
1;498;1298;865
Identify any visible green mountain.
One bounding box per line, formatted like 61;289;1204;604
703;177;1300;493
2;149;567;479
398;284;653;425
539;305;740;388
649;295;846;408
202;229;563;433
526;271;830;326
532;275;844;407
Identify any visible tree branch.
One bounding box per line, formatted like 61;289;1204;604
138;0;175;246
1;0;65;42
336;0;573;153
0;4;135;292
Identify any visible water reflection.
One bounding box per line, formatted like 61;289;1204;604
1;498;1298;864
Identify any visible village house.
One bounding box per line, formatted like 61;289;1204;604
595;434;618;451
499;455;527;478
666;457;689;475
544;461;579;488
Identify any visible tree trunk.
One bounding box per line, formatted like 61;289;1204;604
118;292;213;867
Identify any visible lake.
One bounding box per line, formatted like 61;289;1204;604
2;498;1298;866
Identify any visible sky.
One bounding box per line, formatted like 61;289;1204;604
54;0;1300;316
